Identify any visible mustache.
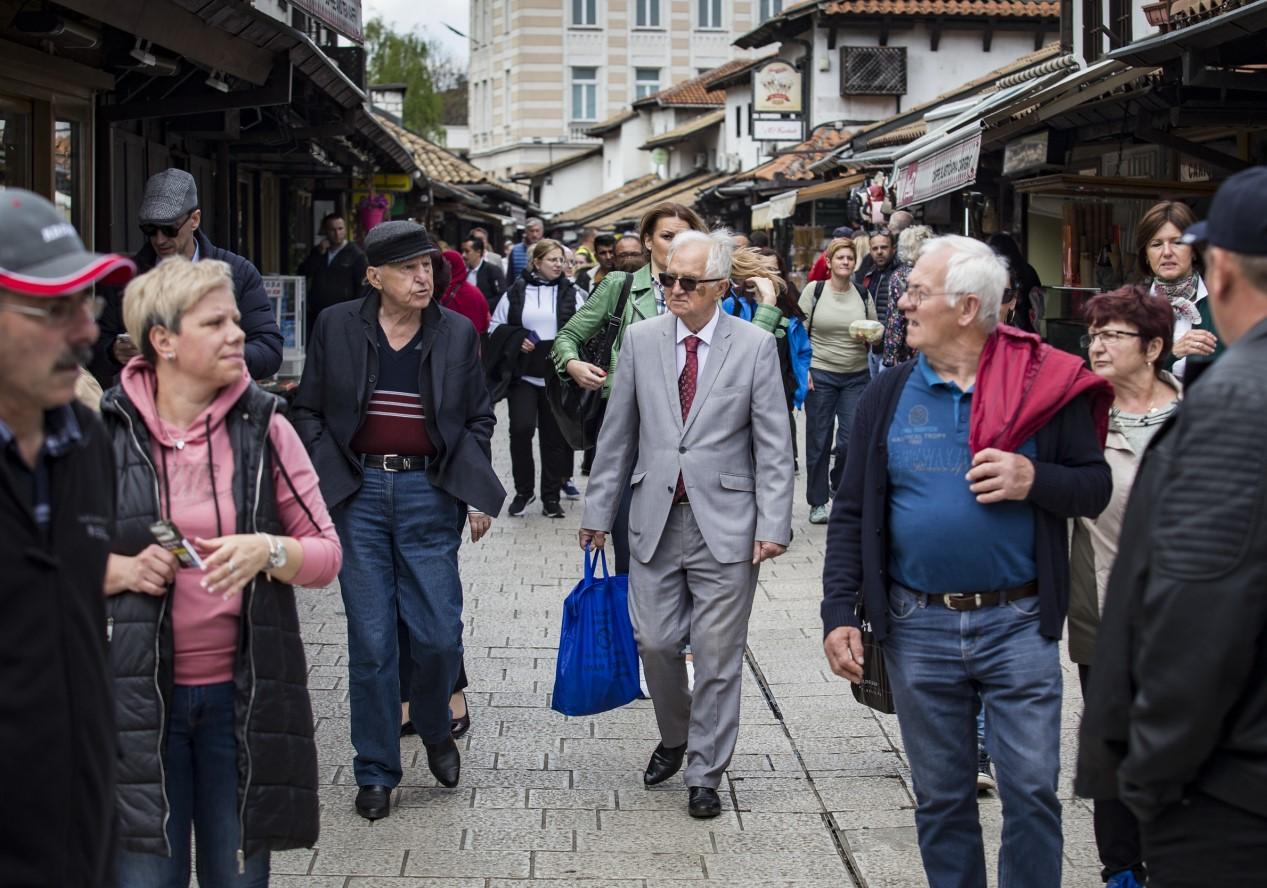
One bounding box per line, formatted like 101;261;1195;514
54;344;93;372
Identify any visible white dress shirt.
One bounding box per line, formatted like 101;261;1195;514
675;305;721;378
466;259;482;287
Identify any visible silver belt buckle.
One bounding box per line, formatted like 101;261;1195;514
944;593;984;611
382;453;400;472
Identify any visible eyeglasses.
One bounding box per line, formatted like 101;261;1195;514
1080;330;1146;348
140;213;192;239
902;287;961;306
0;294;105;328
658;272;726;293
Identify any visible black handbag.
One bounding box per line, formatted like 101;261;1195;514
546;273;634;451
850;601;896;714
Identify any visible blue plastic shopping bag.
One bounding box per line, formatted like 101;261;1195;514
551;547;641;716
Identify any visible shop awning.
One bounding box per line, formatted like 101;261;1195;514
892;130;983;209
793;173;867;205
1107;0;1267;67
1010;174;1220;200
587;169;728;229
750;189;798;229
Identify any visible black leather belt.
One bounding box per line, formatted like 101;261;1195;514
926;582;1037;612
363;454;430;472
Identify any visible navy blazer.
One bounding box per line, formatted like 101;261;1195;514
821;358;1111;643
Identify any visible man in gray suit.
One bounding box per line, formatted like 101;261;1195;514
579;229;794;818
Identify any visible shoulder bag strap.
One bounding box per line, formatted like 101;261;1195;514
596;273;635;372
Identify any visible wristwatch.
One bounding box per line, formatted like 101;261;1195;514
265;533;288;572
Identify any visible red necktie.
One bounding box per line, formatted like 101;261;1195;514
673;336;701;504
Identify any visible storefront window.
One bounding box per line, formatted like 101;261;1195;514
0;98;32;190
54;119;80;226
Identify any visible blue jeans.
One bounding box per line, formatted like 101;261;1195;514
804;368;869;506
333;467;465;786
115;682;269;888
882;584;1062;888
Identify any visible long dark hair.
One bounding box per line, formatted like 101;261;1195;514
755;247;805;321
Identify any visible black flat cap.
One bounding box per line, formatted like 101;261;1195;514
365;220;439;267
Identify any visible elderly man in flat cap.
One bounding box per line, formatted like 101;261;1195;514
292;220;505;820
91;168;283;385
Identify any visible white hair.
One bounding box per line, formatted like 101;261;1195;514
919;235;1009;328
666;227;735;281
896;225;935;266
525;217;544;230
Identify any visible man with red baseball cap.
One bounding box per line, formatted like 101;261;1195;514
0;188;135;885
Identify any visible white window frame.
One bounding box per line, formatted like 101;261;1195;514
757;0;783;23
697;0;723;29
571;0;598;27
634;67;661;100
570;66;599;122
635;0;661;28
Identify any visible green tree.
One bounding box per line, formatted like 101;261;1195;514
364;17;451;140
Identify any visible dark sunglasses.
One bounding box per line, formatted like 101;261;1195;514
140;213;191;239
657;272;725;293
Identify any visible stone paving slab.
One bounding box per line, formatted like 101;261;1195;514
295;402;1100;887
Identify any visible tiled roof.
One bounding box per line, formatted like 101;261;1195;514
824;0;1058;15
741;126;852;182
511;146;602;181
552;173;666;225
700;53;781;91
634;58;757;108
585;109;638;137
588;170;730;229
641;110;726;149
377;115;499;186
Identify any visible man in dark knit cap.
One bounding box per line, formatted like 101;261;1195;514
292;220;505;821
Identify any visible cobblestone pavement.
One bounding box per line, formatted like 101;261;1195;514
277;404;1101;888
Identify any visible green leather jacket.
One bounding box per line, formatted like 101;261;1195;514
550;263;783;398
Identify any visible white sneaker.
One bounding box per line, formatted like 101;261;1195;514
809;504;830;524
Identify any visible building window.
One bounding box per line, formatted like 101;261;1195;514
571;0;598;27
571;66;598;121
758;0;782;22
698;0;722;29
634;67;661;100
636;0;661;28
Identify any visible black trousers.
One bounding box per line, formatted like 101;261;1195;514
507;381;573;501
1142;791;1267;887
1078;664;1145;881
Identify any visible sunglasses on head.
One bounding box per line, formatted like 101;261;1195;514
140;213;192;239
657;272;725;293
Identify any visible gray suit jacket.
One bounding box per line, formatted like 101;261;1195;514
582;310;794;564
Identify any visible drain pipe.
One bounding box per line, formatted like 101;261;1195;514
784;34;814;140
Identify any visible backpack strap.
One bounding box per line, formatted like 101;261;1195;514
808;280;826;338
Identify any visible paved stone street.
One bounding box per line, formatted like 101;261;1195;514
277;404;1100;888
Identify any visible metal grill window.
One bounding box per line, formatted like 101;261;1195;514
840;46;907;96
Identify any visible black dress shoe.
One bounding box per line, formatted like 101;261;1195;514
643;741;687;786
400;720;416;738
687;786;722;819
355;784;391;820
424;736;461;788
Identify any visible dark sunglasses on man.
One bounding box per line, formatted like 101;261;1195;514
140;213;191;239
658;272;726;293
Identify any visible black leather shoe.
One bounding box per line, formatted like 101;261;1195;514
687;786;722;819
643;741;687;786
424;736;461;788
400;720;416;738
355;784;391;820
450;691;471;739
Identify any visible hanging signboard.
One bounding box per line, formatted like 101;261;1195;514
753;118;804;142
894;131;982;208
283;0;364;43
753;59;802;114
1002;131;1050;176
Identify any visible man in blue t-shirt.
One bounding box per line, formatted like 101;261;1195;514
507;216;544;282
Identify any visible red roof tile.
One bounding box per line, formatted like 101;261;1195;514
824;0;1057;15
634;58;758;108
745;126;852;182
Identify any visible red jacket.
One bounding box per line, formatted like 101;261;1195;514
808;252;829;282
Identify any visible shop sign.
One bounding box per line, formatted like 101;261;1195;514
372;173;414;192
753;118;804;142
284;0;363;43
753;60;802;114
894;131;982;208
1179;159;1212;182
1003;131;1049;176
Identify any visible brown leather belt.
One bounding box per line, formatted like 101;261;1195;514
925;582;1037;612
363;454;431;472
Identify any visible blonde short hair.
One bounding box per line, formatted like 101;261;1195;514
123;257;235;363
730;246;786;295
825;237;856;262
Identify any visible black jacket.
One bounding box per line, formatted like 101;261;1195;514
0;404;117;886
483;324;531;404
471;260;506;313
299;241;368;340
292;294;506;516
1077;318;1267;823
101;382;319;858
91;229;284;386
821;359;1111;642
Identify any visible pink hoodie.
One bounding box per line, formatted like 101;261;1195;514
121;361;342;685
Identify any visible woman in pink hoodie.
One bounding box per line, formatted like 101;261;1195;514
100;257;341;885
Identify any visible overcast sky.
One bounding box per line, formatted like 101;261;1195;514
363;0;471;64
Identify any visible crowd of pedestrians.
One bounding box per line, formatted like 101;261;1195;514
4;163;1267;888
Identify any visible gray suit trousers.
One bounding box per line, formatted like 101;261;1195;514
629;502;759;789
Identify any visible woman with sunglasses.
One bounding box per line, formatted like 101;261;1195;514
1067;286;1180;888
799;237;876;525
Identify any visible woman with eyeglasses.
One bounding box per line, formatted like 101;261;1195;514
1067;285;1180;888
1135;200;1222;380
489;238;585;519
798;237;877;525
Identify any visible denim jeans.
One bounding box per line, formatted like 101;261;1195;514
115;682;269;888
882;584;1063;888
333;466;465;786
803;368;869;506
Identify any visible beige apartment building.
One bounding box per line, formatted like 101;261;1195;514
467;0;783;179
